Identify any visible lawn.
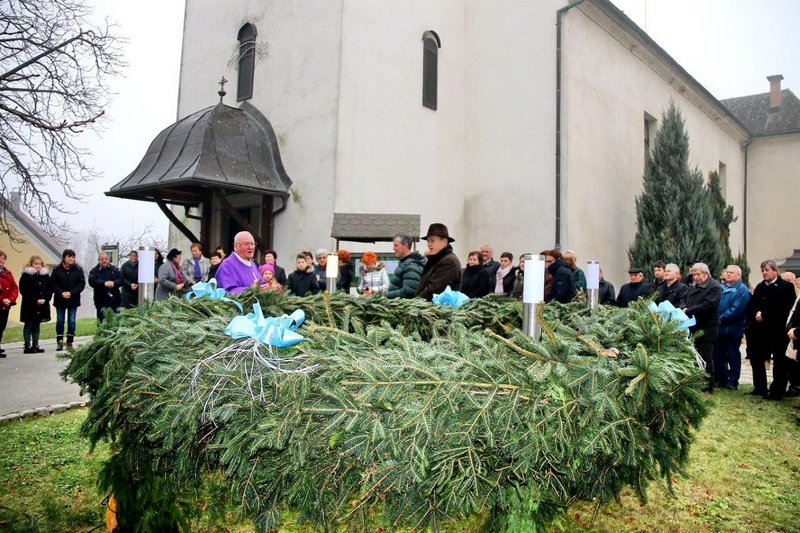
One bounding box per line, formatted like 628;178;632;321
1;318;97;344
0;390;798;532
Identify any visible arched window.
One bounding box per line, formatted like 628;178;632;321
237;23;257;102
422;31;440;110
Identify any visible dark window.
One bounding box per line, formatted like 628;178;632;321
422;31;440;110
644;113;656;164
237;24;257;102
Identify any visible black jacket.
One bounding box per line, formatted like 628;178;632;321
598;279;616;305
461;264;491;298
685;277;722;343
337;262;354;293
288;269;320;297
616;281;654;308
656;281;689;308
88;264;122;309
50;263;86;309
19;268;53;323
119;260;139;308
483;259;500;281
746;277;796;343
546;259;576;304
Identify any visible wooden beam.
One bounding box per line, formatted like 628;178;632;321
155;197;201;244
213;187;263;247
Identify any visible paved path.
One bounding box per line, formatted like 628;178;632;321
0;336;91;417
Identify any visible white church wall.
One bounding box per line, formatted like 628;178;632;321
746;131;800;285
560;4;747;288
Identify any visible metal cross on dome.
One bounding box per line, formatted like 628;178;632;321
218;76;228;102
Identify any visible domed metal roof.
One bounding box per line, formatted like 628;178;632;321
107;101;291;206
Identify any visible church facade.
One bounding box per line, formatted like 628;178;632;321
133;0;793;287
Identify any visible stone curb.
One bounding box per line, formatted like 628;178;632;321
0;400;90;424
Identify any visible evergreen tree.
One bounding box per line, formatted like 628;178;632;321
628;103;726;277
706;170;736;265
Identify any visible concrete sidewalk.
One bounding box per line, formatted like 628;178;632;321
0;336;92;418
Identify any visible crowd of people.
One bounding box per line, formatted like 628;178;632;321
1;220;799;403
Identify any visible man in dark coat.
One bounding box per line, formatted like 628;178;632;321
480;245;500;280
745;260;796;399
388;234;426;299
616;268;654;307
88;252;122;322
417;223;461;301
712;265;750;389
119;250;139;308
50;249;86;351
682;262;722;392
544;249;576;304
598;269;615;305
655;263;688;307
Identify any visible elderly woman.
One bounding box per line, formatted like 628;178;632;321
358;251;389;296
461;251;491;298
19;255;53;353
155;248;186;301
416;223;461;301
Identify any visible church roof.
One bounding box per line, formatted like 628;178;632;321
721;89;800;136
107;101;292;205
331;213;420;243
2;192;63;262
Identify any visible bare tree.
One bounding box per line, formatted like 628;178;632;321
77;222;167;268
0;0;123;241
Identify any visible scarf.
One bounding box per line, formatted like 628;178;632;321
170;261;184;284
495;266;511;294
193;258;201;281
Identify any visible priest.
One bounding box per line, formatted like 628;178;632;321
215;231;262;295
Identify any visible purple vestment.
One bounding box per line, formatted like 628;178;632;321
214;254;261;295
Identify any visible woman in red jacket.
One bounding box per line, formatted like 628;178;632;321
0;250;20;357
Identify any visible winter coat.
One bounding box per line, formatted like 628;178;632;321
182;255;211;284
0;267;19;311
572;267;587;291
416;245;462;301
598;279;616;305
494;267;517;295
656;281;689;308
717;280;751;338
19;267;52;323
358;263;390;294
119;259;139;308
546;259;576;304
746;277;796;343
685;277;722;344
288;269;320;297
387;252;426;299
258;263;288;286
616;281;654;308
313;263;327;291
155;261;186;301
50;263;85;309
88;263;122;309
483;259;500;281
461;264;491;298
337;262;354;293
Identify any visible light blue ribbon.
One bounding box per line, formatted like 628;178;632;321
647;300;696;331
432;286;470;308
185;278;243;312
224;303;306;347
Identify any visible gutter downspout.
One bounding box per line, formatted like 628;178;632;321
743;139;750;258
555;0;584;248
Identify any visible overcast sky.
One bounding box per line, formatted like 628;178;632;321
58;0;800;244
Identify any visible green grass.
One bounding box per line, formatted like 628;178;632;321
2;318;96;344
1;391;798;532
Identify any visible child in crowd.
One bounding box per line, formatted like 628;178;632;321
287;254;320;296
260;264;283;293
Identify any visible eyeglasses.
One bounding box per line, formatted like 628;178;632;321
235;242;256;247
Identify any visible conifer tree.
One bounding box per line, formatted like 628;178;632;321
706;170;736;265
628;103;726;277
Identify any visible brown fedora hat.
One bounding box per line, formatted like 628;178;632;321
421;223;455;243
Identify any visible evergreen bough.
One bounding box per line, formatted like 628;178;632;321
64;292;708;532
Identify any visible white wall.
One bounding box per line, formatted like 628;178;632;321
560;4;747;288
746;131;800;285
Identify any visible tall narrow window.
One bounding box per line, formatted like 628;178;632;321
422;31;440;110
643;113;656;164
237;23;257;102
718;161;727;198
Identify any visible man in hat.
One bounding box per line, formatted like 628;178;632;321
215;231;262;295
416;223;461;301
615;267;654;307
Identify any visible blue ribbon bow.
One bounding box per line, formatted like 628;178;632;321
432;286;470;308
185;278;243;312
647;300;696;331
224;303;306;347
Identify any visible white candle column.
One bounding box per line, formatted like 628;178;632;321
326;253;339;294
586;261;600;309
137;246;156;307
522;254;545;340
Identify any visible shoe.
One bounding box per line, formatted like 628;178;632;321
785;388;800;398
33;346;45;353
725;383;738;390
23;346;36;354
56;343;64;352
0;347;5;354
0;353;6;358
746;389;766;396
